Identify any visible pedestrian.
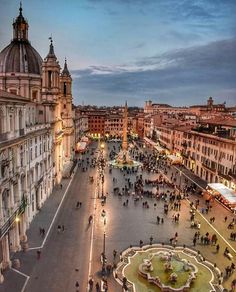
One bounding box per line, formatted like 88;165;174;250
37;250;41;260
75;281;80;292
216;244;220;253
150;236;153;245
193;237;197;246
60;183;63;189
62;225;65;232
113;249;117;259
89;278;94;289
57;225;61;233
231;279;236;291
95;282;100;291
224;216;227;222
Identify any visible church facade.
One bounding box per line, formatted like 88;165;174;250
0;5;74;281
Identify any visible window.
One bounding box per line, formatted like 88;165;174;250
63;82;67;96
10;115;14;131
19;110;23;129
0;109;4;134
48;71;52;89
9;89;17;95
32;90;38;101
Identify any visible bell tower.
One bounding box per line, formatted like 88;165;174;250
42;38;60;104
60;59;74;163
42;38;63;184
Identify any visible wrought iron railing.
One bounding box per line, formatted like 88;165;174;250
0;198;27;239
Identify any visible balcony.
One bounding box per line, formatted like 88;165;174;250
0;198;27;239
0;132;9;142
35;176;44;188
25;123;51;135
181;151;189;159
202;161;216;172
228;170;236;180
19;128;25;136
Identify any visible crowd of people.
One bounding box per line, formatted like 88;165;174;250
75;141;236;291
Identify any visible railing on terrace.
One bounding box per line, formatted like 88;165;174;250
0;132;8;142
0;198;27;239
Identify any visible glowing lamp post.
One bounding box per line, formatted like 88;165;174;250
101;209;107;275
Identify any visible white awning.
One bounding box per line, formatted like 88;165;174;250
208;183;236;205
167;155;182;164
144;137;156;146
76;141;87;151
154;145;166;153
81;136;89;142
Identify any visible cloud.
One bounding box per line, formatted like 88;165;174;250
72;38;236;106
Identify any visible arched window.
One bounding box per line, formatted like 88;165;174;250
32;90;38;101
9;115;14;131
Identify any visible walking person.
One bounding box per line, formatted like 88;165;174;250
88;278;94;290
37;250;41;260
95;282;100;291
75;281;80;292
113;249;117;259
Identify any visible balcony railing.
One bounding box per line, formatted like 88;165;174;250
0;132;9;142
35;176;44;188
0;198;27;239
202;162;216;172
19;128;25;136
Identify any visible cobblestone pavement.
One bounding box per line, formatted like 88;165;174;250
90;142;236;291
1;141;235;292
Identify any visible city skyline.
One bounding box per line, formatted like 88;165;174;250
0;0;236;106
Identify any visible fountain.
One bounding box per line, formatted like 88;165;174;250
108;102;142;168
114;245;222;292
138;251;198;291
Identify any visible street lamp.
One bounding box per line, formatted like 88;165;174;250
179;170;182;192
101;209;107;276
100;143;105;199
59;155;61;171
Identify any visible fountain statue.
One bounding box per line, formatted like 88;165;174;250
108;102;142;168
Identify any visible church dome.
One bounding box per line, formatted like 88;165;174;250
0;40;42;74
0;4;42;75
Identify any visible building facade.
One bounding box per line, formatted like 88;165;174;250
0;5;74;280
156;125;236;191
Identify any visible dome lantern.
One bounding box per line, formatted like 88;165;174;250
13;2;29;41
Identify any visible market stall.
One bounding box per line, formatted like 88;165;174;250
167;154;182;165
144;137;156;147
207;183;236;212
81;136;90;143
154;145;166;154
76;141;87;153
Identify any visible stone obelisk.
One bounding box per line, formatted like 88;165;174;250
122;101;128;151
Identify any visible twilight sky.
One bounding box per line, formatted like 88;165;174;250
0;0;236;107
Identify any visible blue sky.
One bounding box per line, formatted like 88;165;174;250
0;0;235;106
